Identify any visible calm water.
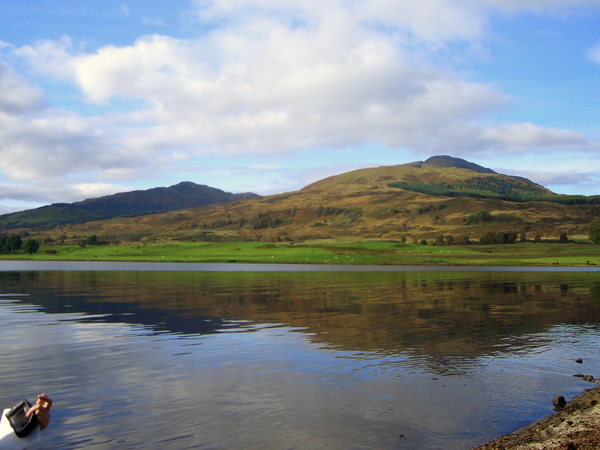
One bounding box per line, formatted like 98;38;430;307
2;266;600;449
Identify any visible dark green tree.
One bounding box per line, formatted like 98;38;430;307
23;239;40;254
506;230;518;244
458;234;471;245
495;231;509;244
87;234;98;245
559;232;568;243
477;210;492;222
588;221;600;244
7;235;22;254
479;231;496;245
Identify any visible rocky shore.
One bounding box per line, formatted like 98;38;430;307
473;386;600;450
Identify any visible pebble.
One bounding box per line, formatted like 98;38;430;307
553;395;566;409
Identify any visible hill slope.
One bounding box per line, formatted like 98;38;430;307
11;156;600;244
0;182;258;229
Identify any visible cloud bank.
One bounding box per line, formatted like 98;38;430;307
0;0;599;206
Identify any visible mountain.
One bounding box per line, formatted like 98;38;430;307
420;155;497;174
6;156;600;243
0;182;258;230
301;155;551;197
421;155;541;187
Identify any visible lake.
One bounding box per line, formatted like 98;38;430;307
1;264;600;449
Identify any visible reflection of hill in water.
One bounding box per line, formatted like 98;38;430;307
3;271;600;363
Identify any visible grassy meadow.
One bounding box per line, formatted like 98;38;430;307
4;240;600;267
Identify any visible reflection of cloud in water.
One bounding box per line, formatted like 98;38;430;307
1;271;600;448
3;271;600;368
0;305;485;448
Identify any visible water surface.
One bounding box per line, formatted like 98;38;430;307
1;268;600;449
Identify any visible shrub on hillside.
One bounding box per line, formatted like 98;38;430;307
479;230;518;245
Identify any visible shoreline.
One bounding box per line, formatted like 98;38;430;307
2;259;600;272
0;241;599;268
474;386;600;449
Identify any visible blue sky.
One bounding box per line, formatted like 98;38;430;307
1;1;600;213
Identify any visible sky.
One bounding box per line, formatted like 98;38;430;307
1;1;600;213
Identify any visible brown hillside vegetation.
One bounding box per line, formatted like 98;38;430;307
25;160;600;244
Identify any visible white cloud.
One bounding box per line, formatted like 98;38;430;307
482;0;600;13
1;0;599;208
15;28;508;158
492;167;600;196
71;183;135;199
0;62;44;115
192;0;600;45
0;180;134;205
482;123;588;151
15;36;76;79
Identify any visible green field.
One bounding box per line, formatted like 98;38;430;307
3;241;600;267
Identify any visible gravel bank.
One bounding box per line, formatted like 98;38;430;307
474;386;600;450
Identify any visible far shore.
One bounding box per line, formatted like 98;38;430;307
0;241;600;267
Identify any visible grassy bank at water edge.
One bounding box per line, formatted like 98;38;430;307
3;241;600;266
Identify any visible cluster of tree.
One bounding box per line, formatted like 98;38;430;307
415;203;446;215
388;177;544;202
479;230;519;245
415;231;571;246
478;230;568;244
204;207;364;231
433;234;471;245
315;206;362;222
389;178;600;205
206;218;235;229
0;235;40;254
315;205;343;216
77;234;111;248
248;212;285;230
413;234;471;246
464;210;492;225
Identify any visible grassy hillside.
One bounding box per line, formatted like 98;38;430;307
12;157;597;247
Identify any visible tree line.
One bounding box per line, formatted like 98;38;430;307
0;235;40;254
389;178;600;205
